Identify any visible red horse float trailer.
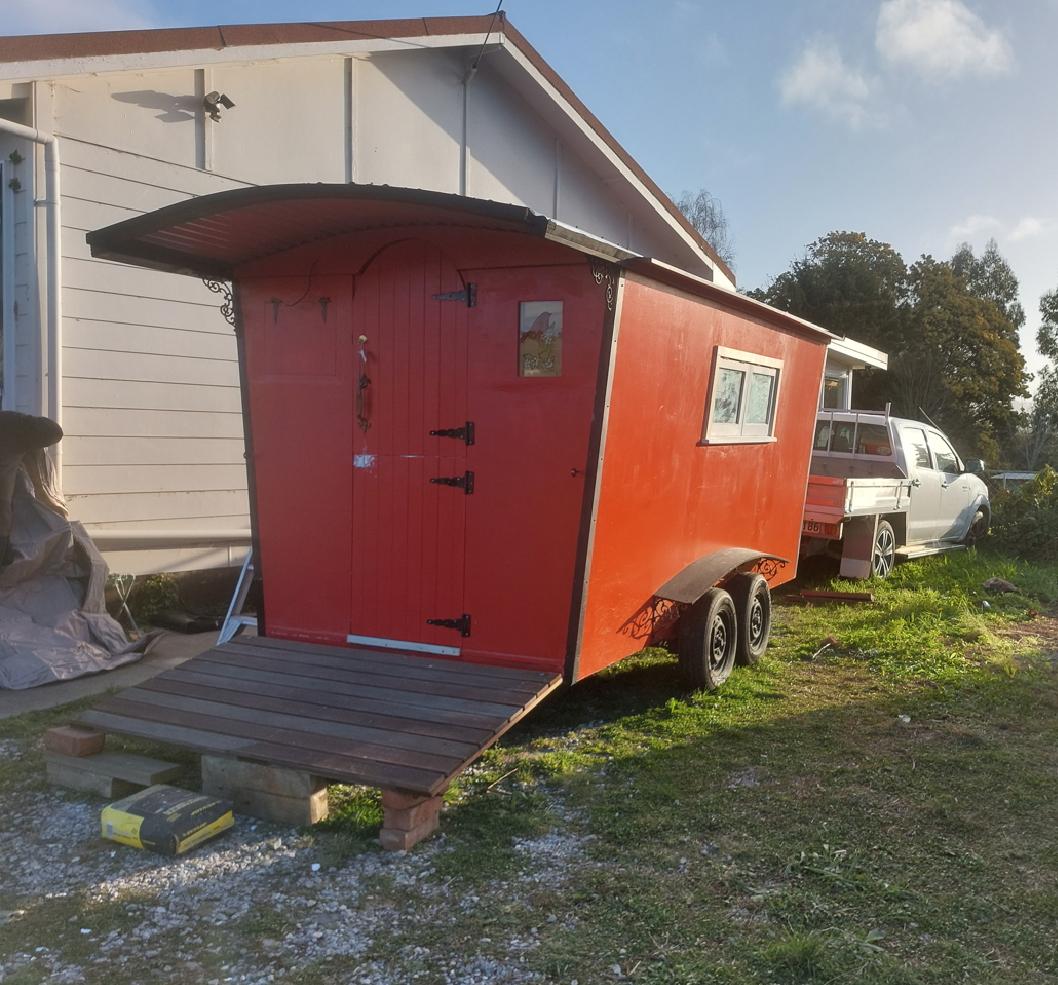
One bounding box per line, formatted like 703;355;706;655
83;186;830;845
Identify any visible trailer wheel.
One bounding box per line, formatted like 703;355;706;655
678;588;738;691
872;520;897;578
728;573;771;666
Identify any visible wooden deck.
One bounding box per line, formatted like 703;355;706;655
78;636;563;796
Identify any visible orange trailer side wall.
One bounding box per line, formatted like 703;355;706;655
575;273;829;680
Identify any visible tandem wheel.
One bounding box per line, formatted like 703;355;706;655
678;588;738;691
727;572;772;666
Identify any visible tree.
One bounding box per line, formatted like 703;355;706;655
751;231;1028;460
1037;281;1058;361
674;188;735;268
950;238;1026;335
1019;364;1058;469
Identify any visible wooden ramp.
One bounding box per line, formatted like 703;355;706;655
78;636;563;797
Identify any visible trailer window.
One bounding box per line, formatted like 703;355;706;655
703;347;783;443
518;301;562;377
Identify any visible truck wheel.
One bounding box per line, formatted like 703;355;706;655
679;588;738;691
964;509;989;547
728;573;771;666
872;520;896;578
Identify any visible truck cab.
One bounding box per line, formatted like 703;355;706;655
804;411;990;577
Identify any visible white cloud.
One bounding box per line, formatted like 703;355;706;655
778;38;875;128
949;214;1001;241
0;0;155;36
1009;217;1051;242
876;0;1013;80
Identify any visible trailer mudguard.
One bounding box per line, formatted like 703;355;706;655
655;547;786;605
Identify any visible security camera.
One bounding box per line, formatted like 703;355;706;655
203;91;236;121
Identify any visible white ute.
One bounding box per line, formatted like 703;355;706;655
801;409;990;578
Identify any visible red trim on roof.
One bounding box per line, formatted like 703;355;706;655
0;11;735;285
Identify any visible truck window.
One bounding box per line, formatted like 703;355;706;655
927;431;961;474
855;423;892;456
813;420;832;451
901;427;931;469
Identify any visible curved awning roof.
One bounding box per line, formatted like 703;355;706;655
85;183;639;280
86;183;831;342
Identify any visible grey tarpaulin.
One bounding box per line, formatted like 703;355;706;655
0;413;151;689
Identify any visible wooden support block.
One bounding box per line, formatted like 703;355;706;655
46;752;183;787
380;789;443;850
46;760;139;799
44;726;105;758
201;755;329;826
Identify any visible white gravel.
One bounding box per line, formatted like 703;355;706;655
0;742;591;985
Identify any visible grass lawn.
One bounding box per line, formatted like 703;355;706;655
3;549;1058;984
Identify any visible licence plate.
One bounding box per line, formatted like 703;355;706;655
802;519;842;539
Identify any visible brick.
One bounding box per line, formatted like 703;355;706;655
46;752;182;787
381;788;433;811
201;756;323;799
381;792;443;833
44;726;105;758
379;809;441;851
47;761;139;800
203;783;329;826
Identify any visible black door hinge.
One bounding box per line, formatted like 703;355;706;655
432;283;476;307
429;470;474;494
429;421;475;446
427;613;472;637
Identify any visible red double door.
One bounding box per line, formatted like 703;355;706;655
245;238;600;667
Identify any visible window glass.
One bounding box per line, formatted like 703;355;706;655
822;374;847;410
927;431;960;473
855;423;893;456
902;428;931;469
813;420;832;451
829;422;856;453
518;301;562;377
712;368;745;424
745;372;775;425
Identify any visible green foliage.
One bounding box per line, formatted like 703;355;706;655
991;466;1058;561
1037;283;1058;362
752;231;1028;461
124;573;179;622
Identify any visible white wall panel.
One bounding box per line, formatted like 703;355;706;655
63;406;243;439
355;51;462;191
68;488;249;524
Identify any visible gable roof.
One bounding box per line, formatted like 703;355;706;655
0;12;735;285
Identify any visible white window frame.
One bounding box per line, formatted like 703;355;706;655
0;159;12;410
701;346;783;445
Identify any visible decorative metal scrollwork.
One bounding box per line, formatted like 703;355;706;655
753;557;787;581
203;278;236;327
591;260;618;312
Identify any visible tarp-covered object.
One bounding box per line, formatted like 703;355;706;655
0;412;149;689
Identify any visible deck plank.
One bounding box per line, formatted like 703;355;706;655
197;652;526;713
132;682;482;760
248;635;557;683
222;640;547;695
154;672;495;743
77;639;563;796
94;695;461;781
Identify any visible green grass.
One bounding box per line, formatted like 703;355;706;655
5;548;1058;983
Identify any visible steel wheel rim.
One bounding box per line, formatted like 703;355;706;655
873;527;895;577
748;598;765;648
709;615;729;670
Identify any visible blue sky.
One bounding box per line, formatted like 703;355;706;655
4;0;1056;374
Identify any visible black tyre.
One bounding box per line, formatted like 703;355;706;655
728;573;771;666
678;588;738;691
964;508;989;547
872;520;897;579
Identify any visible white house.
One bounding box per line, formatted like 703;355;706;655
0;13;738;575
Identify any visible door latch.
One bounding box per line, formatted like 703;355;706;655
429;470;475;494
426;613;472;637
429;421;475;446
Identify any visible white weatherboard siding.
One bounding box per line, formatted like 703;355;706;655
1;42;722;574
